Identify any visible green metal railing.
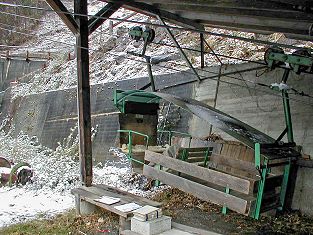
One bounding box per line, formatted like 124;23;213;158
118;129;150;165
114;90;160;113
157;129;192;147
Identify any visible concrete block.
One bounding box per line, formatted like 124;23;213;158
159;228;192;235
75;195;97;215
131;216;171;235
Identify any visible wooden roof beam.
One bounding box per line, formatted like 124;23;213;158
45;0;79;35
88;2;123;35
101;0;204;30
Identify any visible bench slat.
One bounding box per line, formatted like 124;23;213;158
143;165;251;215
187;152;207;158
145;150;252;194
96;184;162;207
72;185;162;218
186;157;206;163
72;188;128;217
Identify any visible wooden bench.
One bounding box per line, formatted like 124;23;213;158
144;150;255;215
144;148;285;218
176;147;212;166
71;184;162;233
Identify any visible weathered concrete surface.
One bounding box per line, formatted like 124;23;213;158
1;62;313;215
0;57;46;91
189;63;313;216
3;72;193;162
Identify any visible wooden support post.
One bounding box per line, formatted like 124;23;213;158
45;0;79;35
88;2;122;35
75;0;93;186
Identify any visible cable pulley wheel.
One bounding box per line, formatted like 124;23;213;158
290;49;312;73
129;26;143;41
264;46;285;68
144;28;155;43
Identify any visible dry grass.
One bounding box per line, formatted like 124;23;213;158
152;188;313;234
0;209;119;235
2;188;313;234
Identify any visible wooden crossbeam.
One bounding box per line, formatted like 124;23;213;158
101;0;204;30
45;0;78;35
88;2;122;35
134;0;299;9
143;164;251;214
145;150;252;195
209;153;257;174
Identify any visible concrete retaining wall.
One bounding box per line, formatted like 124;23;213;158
1;62;313;215
0;57;46;91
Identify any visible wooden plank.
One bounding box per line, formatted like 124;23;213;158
143;165;250;214
220;144;228;156
188;152;206;158
245;148;255;162
207;161;259;183
187;157;205;163
234;145;242;159
96;184;162;207
226;144;235;159
185;147;209;152
45;0;78;34
145;151;252;194
104;0;205;30
210;153;257;174
71;188;128;217
88;2;122;35
72;185;161;218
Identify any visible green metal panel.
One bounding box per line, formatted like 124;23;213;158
117;129;150;164
254;143;261;169
278;160;291;211
222;187;230;215
114;90;160;113
253;158;269;220
282;90;294;143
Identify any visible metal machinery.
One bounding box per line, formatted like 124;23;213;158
0;157;33;186
128;26;157;91
114;90;210;173
112;48;311;219
114;89;160;172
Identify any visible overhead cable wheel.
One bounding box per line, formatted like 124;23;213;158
264;46;285;68
129;26;143;41
290;48;312;73
144;28;155;43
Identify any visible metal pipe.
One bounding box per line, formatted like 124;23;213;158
145;56;156;91
281;70;294;143
157;15;201;81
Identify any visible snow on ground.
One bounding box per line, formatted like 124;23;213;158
0;131;164;228
1;0;313;228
